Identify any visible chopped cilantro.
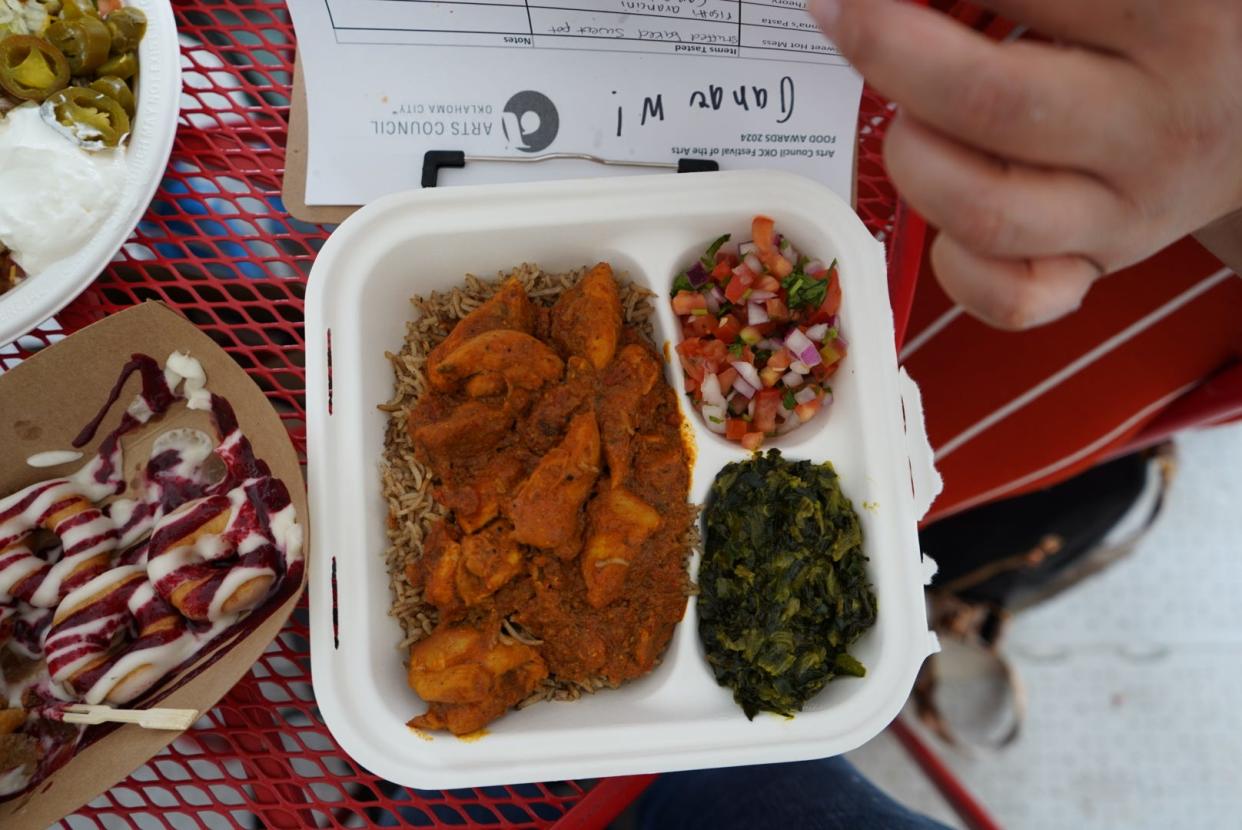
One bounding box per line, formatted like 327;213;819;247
782;271;828;310
753;349;772;365
782;389;797;410
700;233;731;268
671;273;694;296
728;342;745;357
708;415;724;424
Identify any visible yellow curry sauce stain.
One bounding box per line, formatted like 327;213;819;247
458;728;489;743
862;501;879;513
408;725;435;741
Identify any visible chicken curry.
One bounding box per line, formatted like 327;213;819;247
403;264;693;735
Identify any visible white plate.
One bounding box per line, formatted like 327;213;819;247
304;170;940;788
0;0;181;346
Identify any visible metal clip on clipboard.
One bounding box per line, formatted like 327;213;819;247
421;150;719;188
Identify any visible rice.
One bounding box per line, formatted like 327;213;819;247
378;263;668;697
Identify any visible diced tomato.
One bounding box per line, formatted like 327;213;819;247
753;388;782;433
752;215;776;254
712;260;733;281
715;314;742;344
759;252;793;279
756;275;782;293
766;298;789;323
759;366;783;388
812;361;841;381
823;270;842;315
726;419;749;441
685;376;700;395
810;271;843;323
672;291;707;315
724;272;753;303
795;400;822;422
766;349;791;372
681;316;715;339
740;431;765;451
716;251;739;268
718;366;739;393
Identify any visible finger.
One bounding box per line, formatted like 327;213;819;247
930;235;1101;330
970;0;1161;54
884;112;1126;259
809;0;1141;170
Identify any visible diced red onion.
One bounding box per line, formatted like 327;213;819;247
747;302;769;325
806;323;830;342
710;285;726;304
790;360;809;375
777;412;803;434
732;263;754;280
784;328;821;366
738;242;756;256
758;337;784;351
686;260;710;287
701;372;726;408
732;378;756;399
701;403;727;434
731;361;762;390
804;259;826;276
747;290;776;302
743;253;764;276
781;371;802;388
835;334;849;349
779;239;797;260
821;391;834;408
747;398;756;418
704;290;720;316
795;386;819;405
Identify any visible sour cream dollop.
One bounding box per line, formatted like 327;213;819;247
0;102;126;274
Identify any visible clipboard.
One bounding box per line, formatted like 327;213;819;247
282;52;860;225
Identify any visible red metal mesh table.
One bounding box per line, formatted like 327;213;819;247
0;0;923;825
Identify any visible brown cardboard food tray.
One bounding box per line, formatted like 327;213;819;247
0;302;308;829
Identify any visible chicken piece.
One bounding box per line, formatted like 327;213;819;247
438;453;526;533
631;433;690;499
511;411;601;556
408;624;548;735
409;399;513;464
456;522;524;606
550;263;622;370
427;279;536;381
430;330;564;393
523;357;596;451
465;372;507;399
581;485;661;608
599;344;662;487
417;522;464;618
415;521;525;613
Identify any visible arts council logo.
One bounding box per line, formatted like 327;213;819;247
501;91;559;153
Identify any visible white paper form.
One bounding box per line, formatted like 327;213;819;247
287;0;864;204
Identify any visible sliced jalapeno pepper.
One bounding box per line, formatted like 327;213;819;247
96;49;135;79
60;0;102;21
43;85;130;146
104;8;145;54
0;35;70;101
46;16;111;74
89;73;134;116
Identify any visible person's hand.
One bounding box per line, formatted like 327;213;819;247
809;0;1242;329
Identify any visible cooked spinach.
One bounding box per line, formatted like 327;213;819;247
698;450;876;718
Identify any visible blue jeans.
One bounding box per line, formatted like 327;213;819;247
635;757;952;830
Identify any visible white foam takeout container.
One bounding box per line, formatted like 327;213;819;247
305;170;941;788
0;0;181;346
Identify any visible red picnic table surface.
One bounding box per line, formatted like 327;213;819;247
0;0;926;825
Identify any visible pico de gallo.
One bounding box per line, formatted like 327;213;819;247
672;215;846;450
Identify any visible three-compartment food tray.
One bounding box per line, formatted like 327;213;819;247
304;170;939;788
